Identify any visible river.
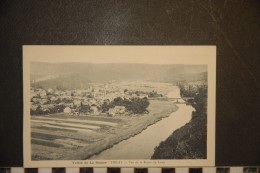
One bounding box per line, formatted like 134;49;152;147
90;86;194;159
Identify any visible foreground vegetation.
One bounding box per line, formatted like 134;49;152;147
151;85;207;159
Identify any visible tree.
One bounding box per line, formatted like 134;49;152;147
79;103;91;113
55;98;62;104
113;97;124;106
148;90;161;97
101;101;110;112
193;87;207;114
129;97;149;114
100;97;150;114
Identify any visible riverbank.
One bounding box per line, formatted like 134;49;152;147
151;88;207;159
63;100;178;160
151;110;207;159
31;100;178;160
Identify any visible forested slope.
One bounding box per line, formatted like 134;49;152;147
152;87;207;159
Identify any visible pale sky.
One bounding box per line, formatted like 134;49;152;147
23;46;215;64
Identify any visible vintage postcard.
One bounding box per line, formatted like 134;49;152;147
23;46;216;167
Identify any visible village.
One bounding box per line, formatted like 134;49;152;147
30;82;164;117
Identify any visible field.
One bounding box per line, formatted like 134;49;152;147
31;100;178;160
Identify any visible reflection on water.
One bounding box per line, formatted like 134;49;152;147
90;86;194;159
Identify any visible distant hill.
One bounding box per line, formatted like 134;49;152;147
31;62;207;89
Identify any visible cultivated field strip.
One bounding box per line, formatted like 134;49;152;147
31;131;83;141
31;138;64;148
42;124;93;132
31;130;97;144
32;125;78;132
30;115;119;159
32;116;117;126
31;120;100;129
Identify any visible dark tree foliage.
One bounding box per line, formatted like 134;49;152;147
62;97;72;103
31;104;66;115
148;90;163;97
79;103;90;113
100;97;150;114
101;101;110;112
113;97;124;106
87;94;94;98
192;87;207;114
152;85;207;159
54;98;62;104
128;97;150;114
179;86;197;97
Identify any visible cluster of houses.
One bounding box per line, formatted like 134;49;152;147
108;106;126;116
30;85;150;116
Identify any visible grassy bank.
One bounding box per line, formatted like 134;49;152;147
151;111;207;159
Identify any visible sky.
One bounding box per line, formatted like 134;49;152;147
23;46;215;64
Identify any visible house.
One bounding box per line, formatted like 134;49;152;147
47;88;54;94
31;98;40;103
39;90;47;98
74;112;79;115
82;99;90;105
66;90;72;96
65;103;74;108
54;91;61;96
39;105;49;113
108;108;116;116
94;91;105;98
114;106;126;114
60;95;72;102
63;107;72;114
39;98;49;105
90;104;99;115
31;104;38;112
59;102;65;105
73;100;82;107
123;95;131;99
47;104;55;110
89;99;97;105
131;94;138;97
108;106;126;116
138;94;148;99
50;96;58;102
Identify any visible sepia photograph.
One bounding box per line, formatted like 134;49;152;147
23;46;216;167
